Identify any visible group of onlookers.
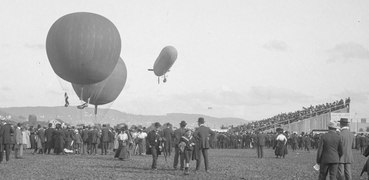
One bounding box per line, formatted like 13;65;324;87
1;115;365;179
145;117;216;175
0;121;151;163
211;130;320;152
0;122;46;162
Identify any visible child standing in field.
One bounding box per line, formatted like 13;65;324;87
179;129;195;175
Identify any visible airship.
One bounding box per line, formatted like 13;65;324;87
148;46;177;83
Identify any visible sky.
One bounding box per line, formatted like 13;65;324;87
0;0;369;121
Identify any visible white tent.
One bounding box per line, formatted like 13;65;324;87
48;119;62;128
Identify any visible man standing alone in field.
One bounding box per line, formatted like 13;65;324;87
255;130;266;158
337;118;354;180
316;122;343;180
193;117;215;173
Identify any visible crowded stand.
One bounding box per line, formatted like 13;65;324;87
242;97;350;132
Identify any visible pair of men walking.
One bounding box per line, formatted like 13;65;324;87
316;118;354;180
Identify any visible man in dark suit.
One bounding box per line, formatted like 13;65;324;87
147;122;162;170
44;123;55;154
64;126;74;150
316;122;343;180
0;121;14;163
88;126;99;155
101;124;110;155
193;117;215;172
337;118;354;180
173;121;187;170
162;123;173;157
81;126;89;155
291;132;298;151
54;124;66;155
255;130;266;158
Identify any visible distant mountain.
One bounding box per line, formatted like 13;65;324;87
0;106;249;129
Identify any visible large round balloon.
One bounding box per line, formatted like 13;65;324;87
72;58;127;105
153;46;177;76
46;12;121;84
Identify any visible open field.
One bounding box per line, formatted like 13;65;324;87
0;148;367;180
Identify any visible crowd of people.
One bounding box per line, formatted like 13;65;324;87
241;97;350;131
0;114;365;179
0;117;217;175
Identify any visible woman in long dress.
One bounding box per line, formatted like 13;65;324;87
21;128;29;152
24;128;31;149
114;126;131;161
274;128;287;158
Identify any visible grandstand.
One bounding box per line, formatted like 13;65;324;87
277;106;349;133
248;98;350;133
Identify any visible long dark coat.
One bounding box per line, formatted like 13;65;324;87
0;124;14;144
54;129;66;154
146;130;163;155
101;127;110;143
44;128;55;149
88;130;99;144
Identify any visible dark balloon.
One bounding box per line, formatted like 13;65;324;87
153;46;177;76
72;58;127;106
46;12;121;84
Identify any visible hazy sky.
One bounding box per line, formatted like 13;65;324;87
0;0;369;121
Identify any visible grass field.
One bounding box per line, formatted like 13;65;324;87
0;148;367;180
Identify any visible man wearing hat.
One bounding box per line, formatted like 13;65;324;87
101;124;110;155
0;121;14;163
44;123;55;154
316;122;343;180
193;117;215;172
173;121;187;170
147;122;163;170
337;118;354;180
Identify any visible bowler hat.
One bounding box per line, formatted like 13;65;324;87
180;121;187;126
338;118;349;124
276;128;283;132
328;122;338;129
198;117;205;124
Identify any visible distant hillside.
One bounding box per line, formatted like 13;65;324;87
0;106;249;129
